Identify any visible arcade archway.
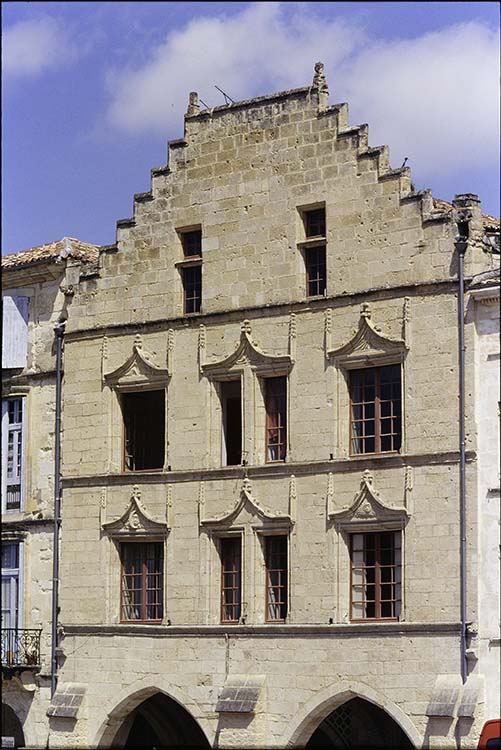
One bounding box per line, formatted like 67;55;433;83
112;692;210;749
306;697;414;748
1;703;25;749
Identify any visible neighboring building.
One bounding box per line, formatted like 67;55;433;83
468;265;500;730
3;63;500;749
1;238;99;748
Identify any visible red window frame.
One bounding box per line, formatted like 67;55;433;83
265;536;288;622
305;245;326;297
350;531;401;621
349;365;402;455
120;542;163;623
265;376;287;462
182;265;202;314
220;537;241;624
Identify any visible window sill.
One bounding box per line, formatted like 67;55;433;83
350;618;399;624
298;237;326;247
349;450;400;459
175;257;202;268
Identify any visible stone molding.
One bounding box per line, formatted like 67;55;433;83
200;319;293;378
326;303;408;367
103;334;170;390
102;489;169;537
328;469;410;530
199;476;293;529
61;449;477;488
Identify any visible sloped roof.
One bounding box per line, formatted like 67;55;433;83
1;237;100;270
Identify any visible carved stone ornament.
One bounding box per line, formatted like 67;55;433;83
327;304;408;368
103;338;170;389
200;476;293;529
102;495;168;537
201;319;293;377
329;469;410;531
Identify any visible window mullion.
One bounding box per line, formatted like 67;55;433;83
375;534;381;619
375;370;381;453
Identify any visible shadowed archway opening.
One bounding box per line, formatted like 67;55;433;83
306;697;413;749
115;692;210;749
2;703;25;749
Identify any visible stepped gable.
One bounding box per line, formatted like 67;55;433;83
2;237;100;269
111;61;476;240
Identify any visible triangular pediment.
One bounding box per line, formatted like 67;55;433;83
200;478;292;528
328;307;407;364
329;470;409;530
104;341;169;388
102;495;168;537
202;321;292;376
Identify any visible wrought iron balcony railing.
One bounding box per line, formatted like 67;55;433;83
1;628;42;671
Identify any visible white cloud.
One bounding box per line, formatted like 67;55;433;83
3;17;75;77
342;22;500;181
105;3;365;132
104;4;499;180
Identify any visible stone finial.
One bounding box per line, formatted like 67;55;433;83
312;62;329;111
241;319;252;335
362;469;373;486
186;91;200;117
312;62;328;91
361;302;371;320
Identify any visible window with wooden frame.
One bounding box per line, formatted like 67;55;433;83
300;206;326;298
220;537;241;623
121;390;165;471
221;380;242;466
350;531;401;621
120;541;163;622
265;535;288;622
2;398;25;512
177;228;202;314
264;376;287;462
349;365;401;455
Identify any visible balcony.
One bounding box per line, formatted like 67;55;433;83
1;628;42;676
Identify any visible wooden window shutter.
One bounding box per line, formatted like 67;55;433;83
2;296;29;369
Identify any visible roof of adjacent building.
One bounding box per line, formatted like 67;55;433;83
432;198;500;233
1;237;100;270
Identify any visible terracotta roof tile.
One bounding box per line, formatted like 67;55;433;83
2;237;100;269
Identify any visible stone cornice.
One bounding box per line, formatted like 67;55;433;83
61;450;476;488
62;621;462;639
64;278;462;343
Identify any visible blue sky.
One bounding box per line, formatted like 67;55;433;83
2;1;500;254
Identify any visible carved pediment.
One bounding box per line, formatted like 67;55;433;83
327;304;407;366
102;490;168;537
200;477;293;528
104;336;169;389
329;470;409;531
201;320;292;377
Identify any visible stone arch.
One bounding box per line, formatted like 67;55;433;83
2;702;25;748
1;685;43;750
93;677;214;749
283;681;422;748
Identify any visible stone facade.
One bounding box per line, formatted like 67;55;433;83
469;273;500;725
1;239;99;748
2;65;500;748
